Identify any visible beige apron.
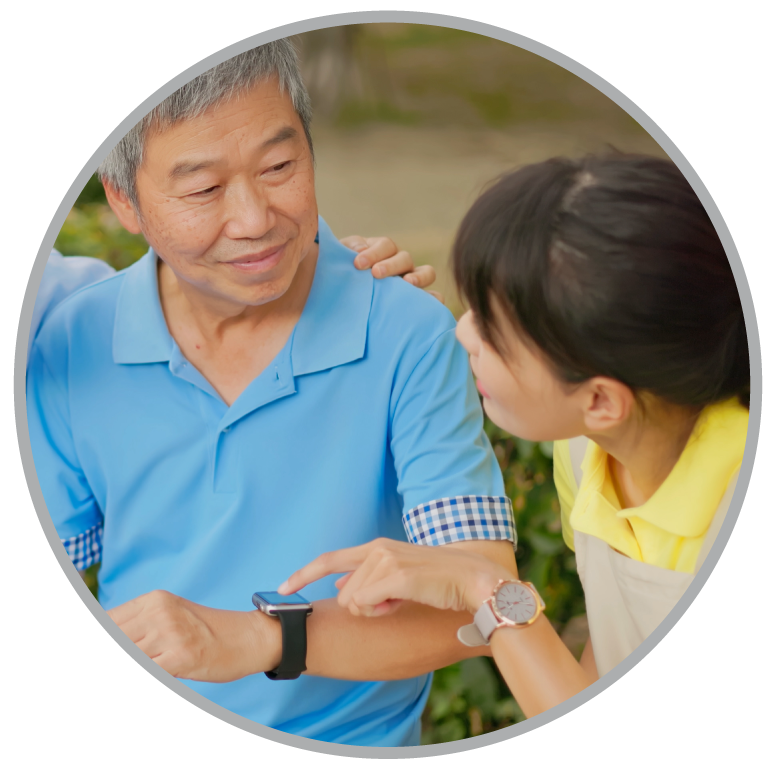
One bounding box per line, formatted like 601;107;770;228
566;436;737;677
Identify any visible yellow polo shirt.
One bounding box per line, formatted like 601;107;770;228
553;399;749;573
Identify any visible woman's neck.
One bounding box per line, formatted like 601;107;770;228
588;401;699;508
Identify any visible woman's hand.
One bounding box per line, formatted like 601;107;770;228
278;538;514;618
340;235;443;302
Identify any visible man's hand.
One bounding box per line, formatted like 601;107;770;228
340;235;443;303
108;590;280;682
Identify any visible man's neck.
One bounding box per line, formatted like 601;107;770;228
156;245;319;406
158;246;318;343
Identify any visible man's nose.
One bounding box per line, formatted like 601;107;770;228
222;179;277;241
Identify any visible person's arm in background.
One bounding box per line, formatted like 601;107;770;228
279;538;596;718
27;250;116;365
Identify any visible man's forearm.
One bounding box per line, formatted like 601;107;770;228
303;599;488;680
260;540;517;680
110;541;517;683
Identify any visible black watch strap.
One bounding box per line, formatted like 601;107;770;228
265;609;308;680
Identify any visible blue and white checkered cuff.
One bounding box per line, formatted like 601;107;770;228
61;525;103;570
403;495;516;548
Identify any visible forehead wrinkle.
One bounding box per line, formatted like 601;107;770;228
164;125;299;182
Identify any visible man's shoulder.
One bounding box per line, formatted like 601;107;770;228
369;275;457;353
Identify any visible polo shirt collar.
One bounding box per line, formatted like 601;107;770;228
291;216;373;377
627;398;748;537
112;217;373;375
571;399;749;551
113;248;174;364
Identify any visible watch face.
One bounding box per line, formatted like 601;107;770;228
493;582;537;624
254;591;310;606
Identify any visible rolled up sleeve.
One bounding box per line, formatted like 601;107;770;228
389;327;515;548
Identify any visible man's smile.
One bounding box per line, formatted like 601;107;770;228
222;243;287;274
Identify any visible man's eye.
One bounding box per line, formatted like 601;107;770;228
270;162;290;173
191;186;218;196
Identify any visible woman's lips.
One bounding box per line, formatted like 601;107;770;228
476;379;490;399
226;245;285;274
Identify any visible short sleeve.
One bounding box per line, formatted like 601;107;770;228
26;341;104;565
553;440;578;552
390;327;515;548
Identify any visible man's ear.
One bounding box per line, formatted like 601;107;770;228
104;182;143;235
581;377;634;432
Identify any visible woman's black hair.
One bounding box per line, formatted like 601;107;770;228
453;154;749;409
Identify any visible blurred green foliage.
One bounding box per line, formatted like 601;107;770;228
55;180;147;270
297;24;643;133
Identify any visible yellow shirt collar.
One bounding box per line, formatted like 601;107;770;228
570;399;748;562
626;399;748;536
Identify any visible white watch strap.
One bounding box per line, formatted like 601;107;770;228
457;603;500;647
474;602;500;641
457;622;488;647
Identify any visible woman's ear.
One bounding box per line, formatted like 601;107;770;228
104;182;143;235
581;377;634;432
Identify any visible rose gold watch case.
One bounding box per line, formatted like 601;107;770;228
486;578;546;629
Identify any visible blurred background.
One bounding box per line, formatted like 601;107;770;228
55;23;666;744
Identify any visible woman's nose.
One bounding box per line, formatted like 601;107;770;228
456;310;479;356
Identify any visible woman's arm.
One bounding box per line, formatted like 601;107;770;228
279;538;596;718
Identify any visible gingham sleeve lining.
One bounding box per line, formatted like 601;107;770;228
402;495;516;548
61;524;103;570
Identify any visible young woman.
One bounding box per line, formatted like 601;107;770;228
279;153;750;717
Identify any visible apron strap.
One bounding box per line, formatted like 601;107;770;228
567;436;588;489
693;467;740;574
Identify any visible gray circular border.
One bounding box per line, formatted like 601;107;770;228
14;10;761;760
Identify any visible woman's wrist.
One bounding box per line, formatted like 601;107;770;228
464;564;516;614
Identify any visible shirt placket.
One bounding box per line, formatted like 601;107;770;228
168;342;297;495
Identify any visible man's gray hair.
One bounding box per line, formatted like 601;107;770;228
97;39;313;208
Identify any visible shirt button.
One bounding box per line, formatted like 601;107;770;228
223;426;232;433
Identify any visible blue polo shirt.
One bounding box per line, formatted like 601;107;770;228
27;217;514;746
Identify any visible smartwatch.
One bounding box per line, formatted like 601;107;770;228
252;591;313;680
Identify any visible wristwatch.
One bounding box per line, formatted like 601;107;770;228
252;591;313;680
457;579;545;647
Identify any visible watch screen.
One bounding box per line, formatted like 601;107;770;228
254;591;310;606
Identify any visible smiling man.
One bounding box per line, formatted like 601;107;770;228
26;40;516;746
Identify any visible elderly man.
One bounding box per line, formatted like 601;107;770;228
27;40;516;746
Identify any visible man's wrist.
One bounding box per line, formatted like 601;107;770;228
244;608;283;675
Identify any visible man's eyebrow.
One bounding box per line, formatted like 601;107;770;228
167;160;217;180
260;125;298;150
167;127;299;180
